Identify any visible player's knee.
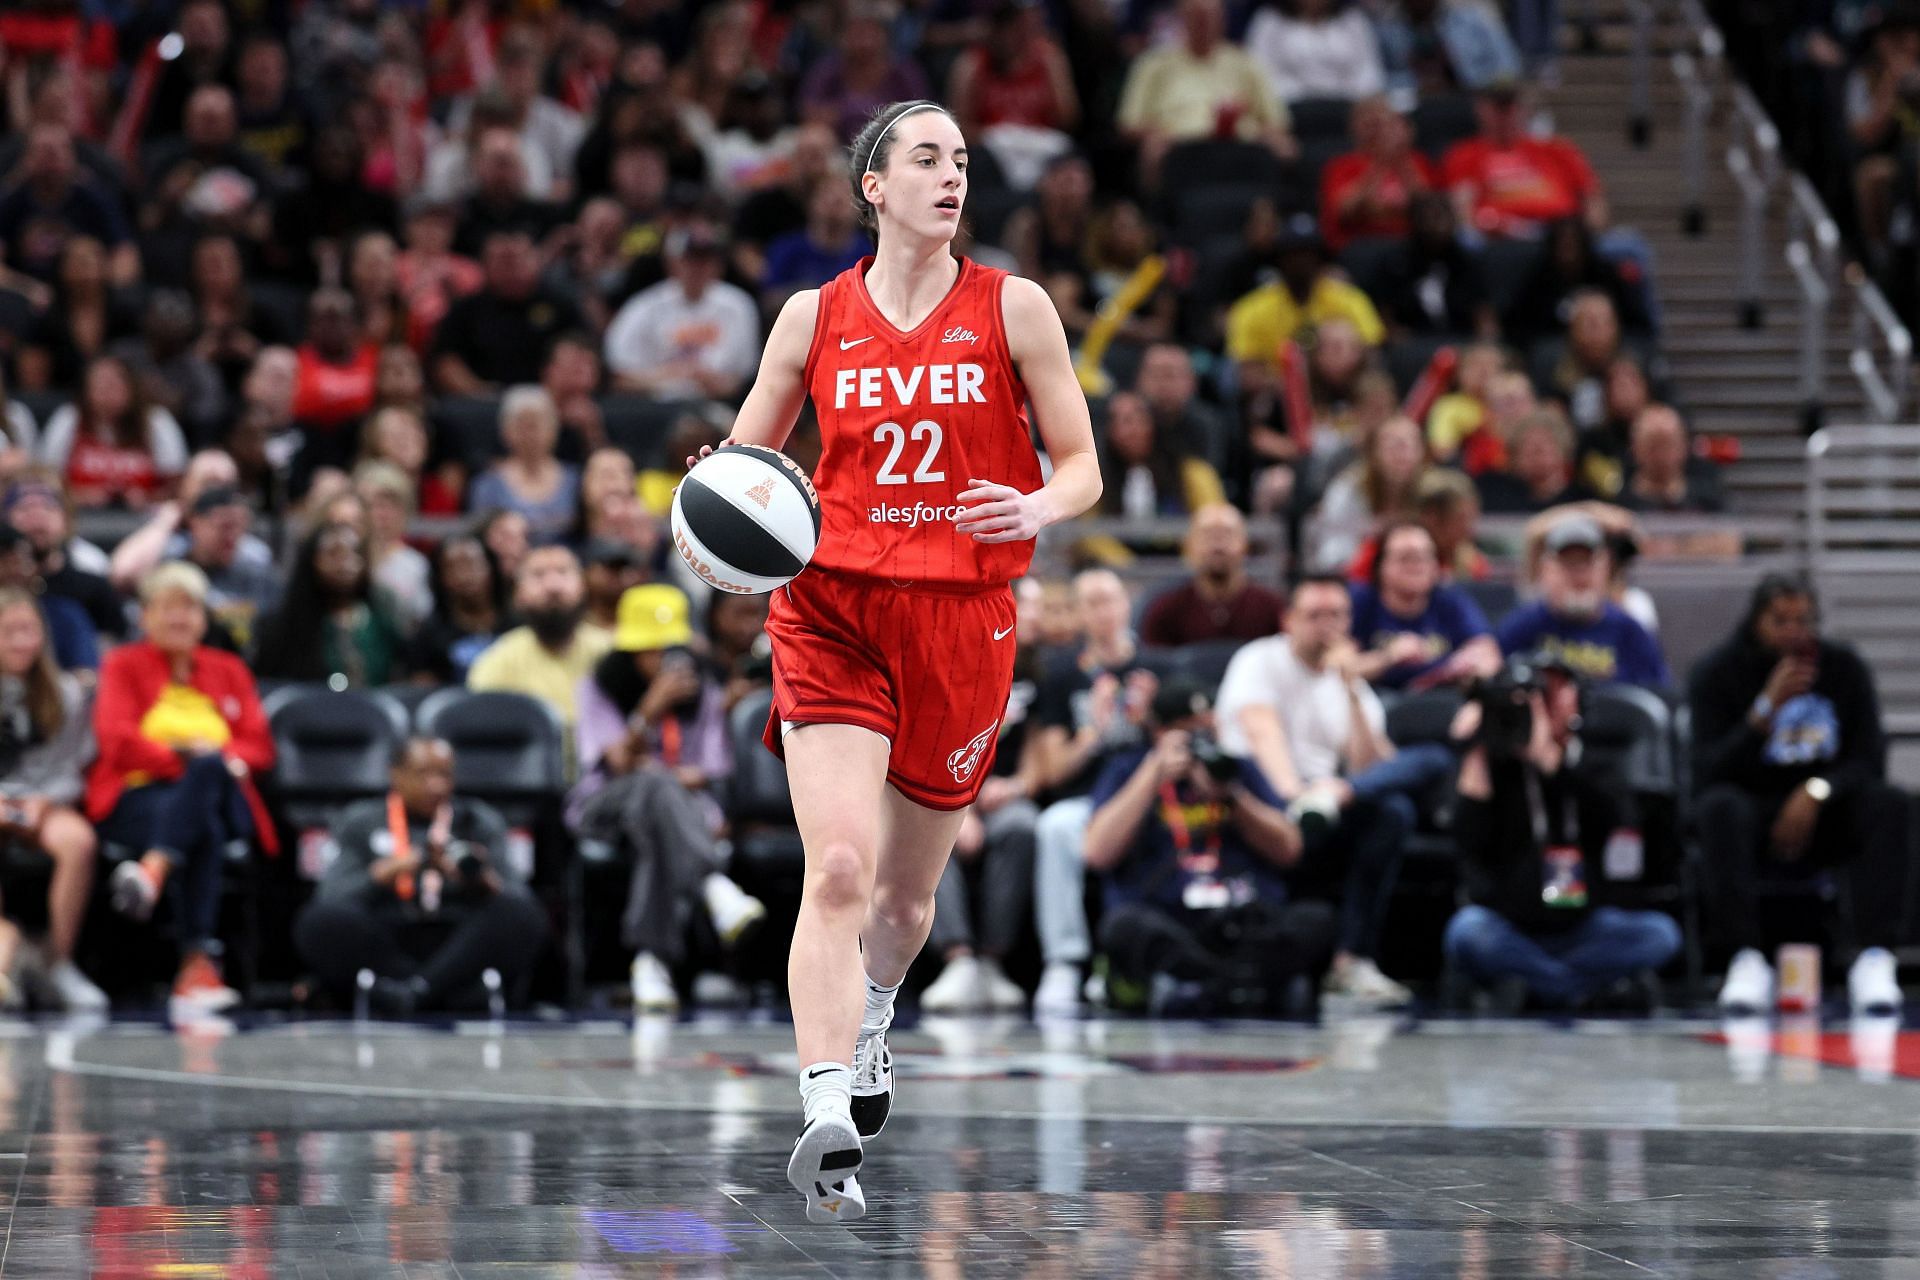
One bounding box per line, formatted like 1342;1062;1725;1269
869;884;934;936
806;839;874;912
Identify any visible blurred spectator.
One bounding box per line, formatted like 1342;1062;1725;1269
91;563;276;1014
1690;575;1911;1015
158;486;279;653
1507;217;1653;340
1066;199;1177;346
373;341;428;416
138;86;275;283
543;197;632;335
542;333;611;460
0;367;37;463
1620;405;1724;515
704;74;802;201
571;584;760;1013
1085;676;1337;1016
17;235;137;393
296;736;548;1015
453;30;586;200
1425;342;1511;473
1476;407;1591;514
431;228;585;395
1305;331;1395;473
605;225;759;401
947;0;1080;188
0;527;94;672
707;590;772;711
468;544;614;736
1313;414;1430;570
253;521;408;688
1031;569;1157;1015
1117;0;1294;179
1496;514;1668;687
450;123;562;260
266;126;398;288
467;386;581;544
1573;354;1652;498
0;125;137;288
36;355;188;510
1214;574;1429;1006
0;586;105;1011
344;233;407;350
1140;504;1286;647
1442;82;1606;239
187;235;292;392
114;290;228;446
582;541;652;635
1226;216;1384;377
360;405;460;517
1344;458;1493;584
355;461;433;630
1445;658;1682;1007
1134;343;1231;480
798;2;932;141
395;195;484;352
1004;151;1096;294
1094;391;1226;519
1319;96;1437;252
144;0;235;142
1247;0;1387;103
4;471;120;633
474;508;531;582
1376;193;1497;338
573;447;641;544
1373;0;1522;95
1349;520;1499;690
761;178;867;308
409;534;511;686
1846;12;1920;247
1547;291;1627;430
109;449;270;591
1521;503;1659;636
290;289;380;474
234;33;316;180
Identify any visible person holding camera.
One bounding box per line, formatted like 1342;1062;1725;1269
1444;655;1682;1008
1084;677;1336;1016
1216;573;1451;1006
295;735;548;1015
570;584;764;1013
1689;575;1912;1015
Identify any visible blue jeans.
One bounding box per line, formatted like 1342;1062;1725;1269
1444;904;1682;1005
98;756;252;955
1348;743;1455;806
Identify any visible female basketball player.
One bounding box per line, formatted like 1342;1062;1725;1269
687;100;1099;1222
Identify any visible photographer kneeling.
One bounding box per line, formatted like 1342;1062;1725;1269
1085;678;1336;1016
296;736;548;1015
1444;656;1681;1008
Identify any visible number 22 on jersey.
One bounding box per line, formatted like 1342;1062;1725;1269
873;420;945;485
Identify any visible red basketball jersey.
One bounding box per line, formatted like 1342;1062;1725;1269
801;255;1044;587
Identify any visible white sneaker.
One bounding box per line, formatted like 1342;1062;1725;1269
110;860;159;922
786;1113;864;1224
702;875;766;949
1848;947;1903;1016
630;952;679;1013
920;956;985;1013
851;1015;893;1140
1325;956;1411;1008
1717;948;1774;1014
1286;789;1341;840
977;957;1027;1012
1033;962;1081;1017
46;961;108;1013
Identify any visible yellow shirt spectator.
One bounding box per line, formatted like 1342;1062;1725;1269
467;622;615;731
1117;41;1288;143
1225;278;1385;367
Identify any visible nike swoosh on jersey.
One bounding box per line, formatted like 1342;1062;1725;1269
993;625;1015;640
839;336;874;350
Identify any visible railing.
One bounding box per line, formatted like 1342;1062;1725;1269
1726;83;1780;330
1626;0;1654;147
1847;269;1913;423
1784;174;1841;427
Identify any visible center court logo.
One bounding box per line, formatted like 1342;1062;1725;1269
868;502;965;528
947;723;997;784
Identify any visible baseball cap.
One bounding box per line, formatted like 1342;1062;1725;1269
1151;675;1216;727
190;485;246;518
1543;514;1605;554
615;584;693;653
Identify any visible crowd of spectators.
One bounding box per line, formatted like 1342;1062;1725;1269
0;0;1895;1021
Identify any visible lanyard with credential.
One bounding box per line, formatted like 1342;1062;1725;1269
1158;781;1222;874
386;794;452;903
1523;766;1580;850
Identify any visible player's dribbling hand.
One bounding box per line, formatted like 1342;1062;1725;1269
685;437;735;470
955;478;1047;543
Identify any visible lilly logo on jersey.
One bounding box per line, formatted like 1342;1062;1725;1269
946;723;998;784
941;326;979;344
833;364;987;409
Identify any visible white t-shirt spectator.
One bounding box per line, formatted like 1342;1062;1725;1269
1246;7;1386;102
1215;634;1387;784
603;279;761;400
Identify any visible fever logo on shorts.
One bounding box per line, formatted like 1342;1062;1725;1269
744;478;775;510
946;723;997;784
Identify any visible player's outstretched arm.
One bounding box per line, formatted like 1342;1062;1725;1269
956;275;1101;544
685;289;821;468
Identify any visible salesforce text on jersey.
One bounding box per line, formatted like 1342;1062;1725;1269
868;502;968;527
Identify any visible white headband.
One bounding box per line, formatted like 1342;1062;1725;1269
865;103;944;179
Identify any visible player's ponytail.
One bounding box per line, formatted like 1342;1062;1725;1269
847;100;952;236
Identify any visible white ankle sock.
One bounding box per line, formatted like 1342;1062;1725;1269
861;973;900;1035
798;1061;852;1125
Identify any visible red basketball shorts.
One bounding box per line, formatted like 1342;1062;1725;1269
762;566;1017;811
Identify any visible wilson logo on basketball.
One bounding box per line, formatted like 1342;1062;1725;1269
744;478;775;509
946;723;997;784
672;525;753;595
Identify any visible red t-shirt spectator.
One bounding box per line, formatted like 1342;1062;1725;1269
1441;136;1599;235
292;343;379;429
1319;150;1439;252
959;47;1068;130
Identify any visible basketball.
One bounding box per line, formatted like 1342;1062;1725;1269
671;444;823;595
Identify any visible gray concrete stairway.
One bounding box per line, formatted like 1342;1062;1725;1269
1538;9;1866;517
